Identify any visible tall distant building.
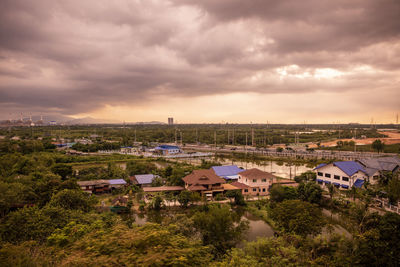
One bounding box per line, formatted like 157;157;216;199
168;117;174;125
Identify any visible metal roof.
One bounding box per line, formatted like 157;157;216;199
134;174;156;184
155;145;180;150
314;163;327;170
354;179;364;188
108;179;127;185
211;165;244;179
333;161;366;176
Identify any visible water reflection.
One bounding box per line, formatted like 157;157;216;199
242;211;274;241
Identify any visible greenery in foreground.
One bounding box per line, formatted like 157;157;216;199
0;137;399;266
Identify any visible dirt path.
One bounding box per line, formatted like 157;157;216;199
310;130;400;148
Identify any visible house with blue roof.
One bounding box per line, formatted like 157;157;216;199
211;165;244;181
314;161;370;189
154;145;181;155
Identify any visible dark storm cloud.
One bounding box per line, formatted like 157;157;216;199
0;0;399;117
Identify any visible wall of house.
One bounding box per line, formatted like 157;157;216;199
315;164;369;189
238;175;272;196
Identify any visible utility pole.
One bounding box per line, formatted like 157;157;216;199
196;128;198;143
175;128;177;144
232;129;235;145
251;128;255;147
180;131;183;146
134;129;137;143
214;131;217;149
227;129;230;145
245;132;248;153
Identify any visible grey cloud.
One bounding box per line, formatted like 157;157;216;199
0;0;399;118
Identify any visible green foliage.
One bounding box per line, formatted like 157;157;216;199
66;223;212;266
371;139;385;153
269;184;297;203
355;212;400;266
51;163;73;180
147;194;164;210
48;189;97;212
192;205;249;256
297;182;323;204
126;160;157;176
215;237;306;266
199;159;221;169
0;181;33;217
177;190;199;208
1;206;71;243
387;173;400;204
270;200;325;237
225;190;246;205
294;171;316;183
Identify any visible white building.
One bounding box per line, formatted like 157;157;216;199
314;161;371;189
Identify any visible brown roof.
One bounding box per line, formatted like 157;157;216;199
182;169;225;185
239;168;275;179
188;185;207;191
223;183;240;190
143;186;184;192
231;181;250;190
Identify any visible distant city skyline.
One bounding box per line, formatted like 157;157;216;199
0;1;399;124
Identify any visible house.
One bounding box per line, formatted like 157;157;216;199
356;156;400;184
77;179;127;194
154;145;181;155
211;165;244;181
234;168;276;196
314;161;370;189
108;179;127;189
182;169;225;199
77;180;110;194
130;174;159;187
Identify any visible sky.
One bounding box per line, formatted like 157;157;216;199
0;0;399;124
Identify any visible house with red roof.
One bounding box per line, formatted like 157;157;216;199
182;169;226;199
233;168;276;196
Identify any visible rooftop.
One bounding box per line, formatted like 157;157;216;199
211;165;244;179
239;168;275;179
182;169;225;185
155;145;180;150
133;174;157;184
108;179;127;185
333;161;366;176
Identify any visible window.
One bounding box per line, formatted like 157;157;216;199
252;179;257;183
373;175;379;180
317;172;323;176
334;175;340;180
262;188;266;192
325;173;331;178
262;179;266;182
244;189;248;192
252;188;257;192
342;177;349;181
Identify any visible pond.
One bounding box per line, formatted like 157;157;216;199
132;208;351;242
132;210;275;241
242;211;274;241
